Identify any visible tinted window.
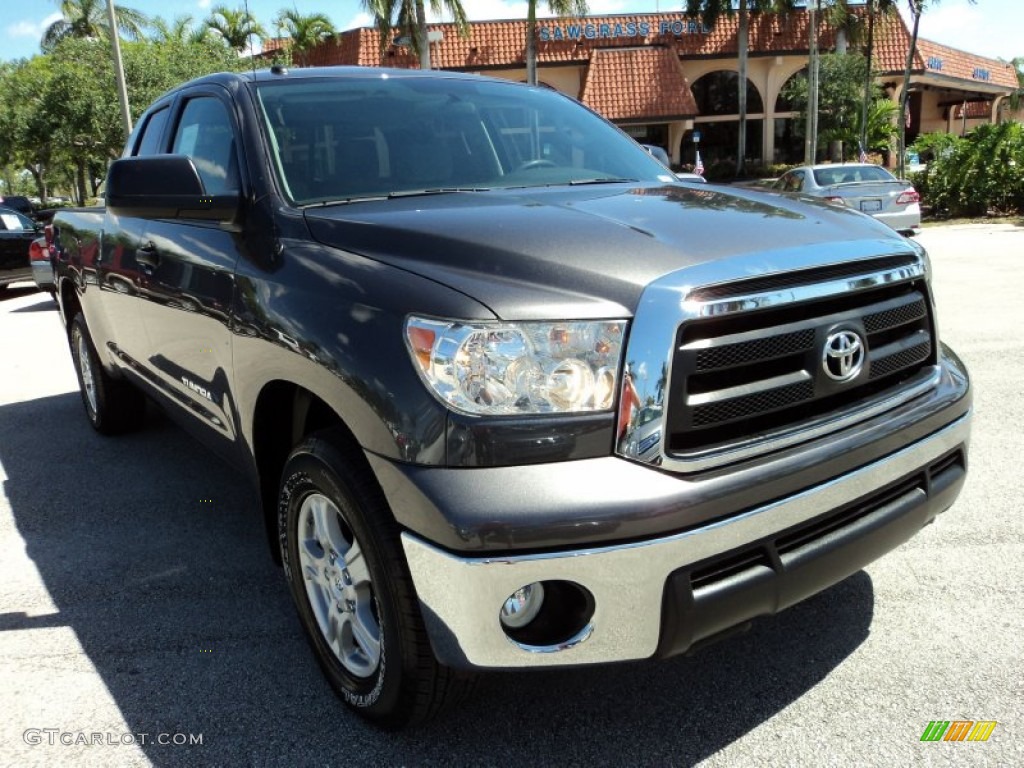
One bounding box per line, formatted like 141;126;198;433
135;107;170;156
255;76;669;204
171;97;240;194
0;208;33;230
692;70;764;115
813;166;896;186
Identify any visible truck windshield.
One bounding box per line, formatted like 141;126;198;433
254;74;671;205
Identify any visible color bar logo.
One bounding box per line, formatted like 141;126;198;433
920;720;997;742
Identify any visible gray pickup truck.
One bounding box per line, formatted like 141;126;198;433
52;67;971;727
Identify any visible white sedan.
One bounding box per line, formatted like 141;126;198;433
772;163;921;235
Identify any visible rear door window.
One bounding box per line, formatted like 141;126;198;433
171;97;240;194
134;107;170;156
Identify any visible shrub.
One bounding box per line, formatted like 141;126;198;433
923;122;1024;217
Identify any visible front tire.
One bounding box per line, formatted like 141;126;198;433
278;432;472;727
69;312;145;434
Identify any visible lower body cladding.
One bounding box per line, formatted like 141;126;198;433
400;412;970;669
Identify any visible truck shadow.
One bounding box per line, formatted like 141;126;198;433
0;285;40;302
1;392;873;767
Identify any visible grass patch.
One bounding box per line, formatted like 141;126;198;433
922;215;1024;228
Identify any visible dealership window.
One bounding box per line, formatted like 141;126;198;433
773;118;804;163
774;69;805;164
689;71;765;166
775;68;807;113
681;121;763;168
692;70;764;115
621;124;669;153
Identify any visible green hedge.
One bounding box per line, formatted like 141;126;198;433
914;124;1024;217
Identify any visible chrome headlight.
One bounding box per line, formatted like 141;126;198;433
405;317;627;415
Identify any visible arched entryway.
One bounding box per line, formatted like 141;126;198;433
685;70;765;168
773;68;806;164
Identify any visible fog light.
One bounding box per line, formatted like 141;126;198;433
499;582;545;629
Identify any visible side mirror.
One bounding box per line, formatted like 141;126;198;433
106;155;240;223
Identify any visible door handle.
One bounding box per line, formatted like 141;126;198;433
136;242;159;268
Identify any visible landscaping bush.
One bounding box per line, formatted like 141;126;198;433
920;122;1024;217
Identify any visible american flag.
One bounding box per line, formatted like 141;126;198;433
858;143;868;163
694;150;704;176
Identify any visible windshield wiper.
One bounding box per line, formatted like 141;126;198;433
387;187;491;198
568;177;639;186
304;195;387;207
303;188;492;207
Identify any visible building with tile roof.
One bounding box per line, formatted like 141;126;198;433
287;5;1018;168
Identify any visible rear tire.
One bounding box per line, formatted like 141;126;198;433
69;313;145;434
278;431;473;727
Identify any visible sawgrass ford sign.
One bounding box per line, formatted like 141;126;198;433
538;18;711;42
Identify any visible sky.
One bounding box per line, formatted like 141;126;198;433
3;0;1022;65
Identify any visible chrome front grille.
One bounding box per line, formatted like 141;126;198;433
615;247;937;472
667;282;935;456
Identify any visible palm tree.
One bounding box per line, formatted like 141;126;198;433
151;15;211;45
685;1;795;176
361;0;403;61
362;0;467;70
525;1;588;86
205;5;266;53
274;10;335;67
42;0;148;51
859;97;899;154
1007;57;1024;113
856;1;898;159
414;0;469;70
898;1;978;176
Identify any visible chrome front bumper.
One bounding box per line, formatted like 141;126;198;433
401;412;971;669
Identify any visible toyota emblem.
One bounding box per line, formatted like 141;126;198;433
823;330;865;382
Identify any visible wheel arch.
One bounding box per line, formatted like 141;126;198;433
252;380;373;564
58;277;81;338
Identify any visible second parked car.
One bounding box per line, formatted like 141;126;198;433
0;205;37;293
772;163;921;235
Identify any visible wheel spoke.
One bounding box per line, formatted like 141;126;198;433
342;538;371;587
300;558;319;582
350;604;381;665
326;601;342;651
309;495;333;547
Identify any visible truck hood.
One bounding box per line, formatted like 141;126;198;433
303;182;911;320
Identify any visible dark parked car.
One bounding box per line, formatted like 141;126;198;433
0;205;37;293
30;233;56;297
0;194;35;218
640;143;671;167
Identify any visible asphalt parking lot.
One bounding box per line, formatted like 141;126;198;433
1;223;1021;767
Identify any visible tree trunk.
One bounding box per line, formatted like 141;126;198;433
415;0;431;70
526;3;537;86
75;160;87;207
25;165;46;202
805;1;819;165
736;0;748;176
899;4;922;179
830;28;847;162
860;2;876;156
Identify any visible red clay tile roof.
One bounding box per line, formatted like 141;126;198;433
261;37;288;54
580;47;697;121
836;10;1016;89
915;37;1018;89
304;9;1017;92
